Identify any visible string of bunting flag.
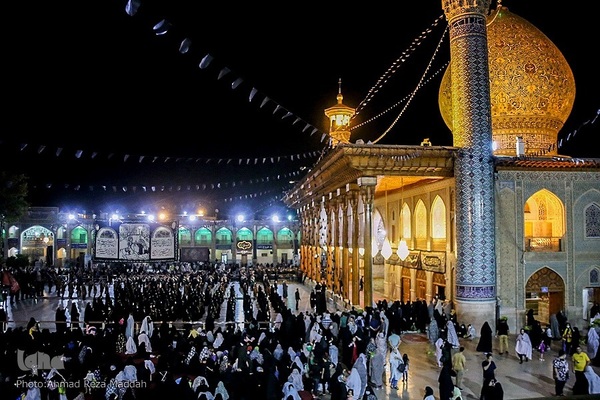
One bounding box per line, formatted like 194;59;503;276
125;0;333;148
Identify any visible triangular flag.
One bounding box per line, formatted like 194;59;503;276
231;78;243;89
218;67;231;80
179;38;191;54
199;54;214;69
249;88;257;102
125;0;140;16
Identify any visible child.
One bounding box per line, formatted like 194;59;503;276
538;340;547;361
401;353;410;382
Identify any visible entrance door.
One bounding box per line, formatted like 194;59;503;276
402;277;410;303
525;267;565;321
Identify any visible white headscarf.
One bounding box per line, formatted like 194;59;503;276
214;381;230;400
125;336;137;355
138;331;152;352
282;382;302;400
584;365;600;394
288;368;304;391
345;367;362;399
587;328;599;359
140;316;154;337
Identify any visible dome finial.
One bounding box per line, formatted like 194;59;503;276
337;78;343;104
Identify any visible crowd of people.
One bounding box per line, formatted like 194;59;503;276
0;261;456;400
1;261;600;400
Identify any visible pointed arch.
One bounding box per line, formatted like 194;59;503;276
525;266;565;324
401;202;411;241
584;202;600;238
178;226;192;246
431;195;447;239
415;199;427;248
194;227;212;246
524;189;565;252
236;227;253;241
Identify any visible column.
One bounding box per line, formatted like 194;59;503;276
359;176;377;308
340;195;350;301
211;222;217;263
348;185;360;305
442;0;496;326
299;207;309;278
310;203;320;282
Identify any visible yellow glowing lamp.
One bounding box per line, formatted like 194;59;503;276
324;78;355;146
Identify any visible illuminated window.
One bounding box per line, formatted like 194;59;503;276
431;195;447;239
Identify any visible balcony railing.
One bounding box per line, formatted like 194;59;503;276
525;237;562;252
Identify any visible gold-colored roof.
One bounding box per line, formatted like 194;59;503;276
439;6;576;157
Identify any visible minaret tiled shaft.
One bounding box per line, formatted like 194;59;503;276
442;1;497;314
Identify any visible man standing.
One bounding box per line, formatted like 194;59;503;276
482;353;496;383
572;345;591;395
295;288;301;311
496;317;509;355
452;346;467;390
552;349;569;396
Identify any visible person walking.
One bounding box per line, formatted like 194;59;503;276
572;345;591;395
388;347;403;390
477;322;493;354
401;353;410;383
538;339;547;361
452;346;467;390
496;317;509;355
438;364;455;400
552;349;569;396
295;288;301;311
481;378;504;400
561;322;574;355
480;353;497;400
435;337;445;368
481;353;497;384
515;328;533;364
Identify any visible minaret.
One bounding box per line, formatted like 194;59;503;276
441;1;497;327
324;78;355;146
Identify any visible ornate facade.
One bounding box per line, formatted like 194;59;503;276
283;2;600;331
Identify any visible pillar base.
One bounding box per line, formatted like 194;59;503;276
455;299;497;333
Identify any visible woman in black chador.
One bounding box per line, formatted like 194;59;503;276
476;321;494;353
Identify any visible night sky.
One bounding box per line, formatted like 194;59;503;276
3;0;598;217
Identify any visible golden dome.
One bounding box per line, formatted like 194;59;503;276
438;6;576;156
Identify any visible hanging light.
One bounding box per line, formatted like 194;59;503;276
381;238;393;259
397;177;409;261
397;239;409;261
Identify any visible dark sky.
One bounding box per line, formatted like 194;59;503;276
3;0;598;218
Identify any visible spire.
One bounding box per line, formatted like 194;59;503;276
324;79;355;146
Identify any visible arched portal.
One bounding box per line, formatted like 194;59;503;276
525;267;565;325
